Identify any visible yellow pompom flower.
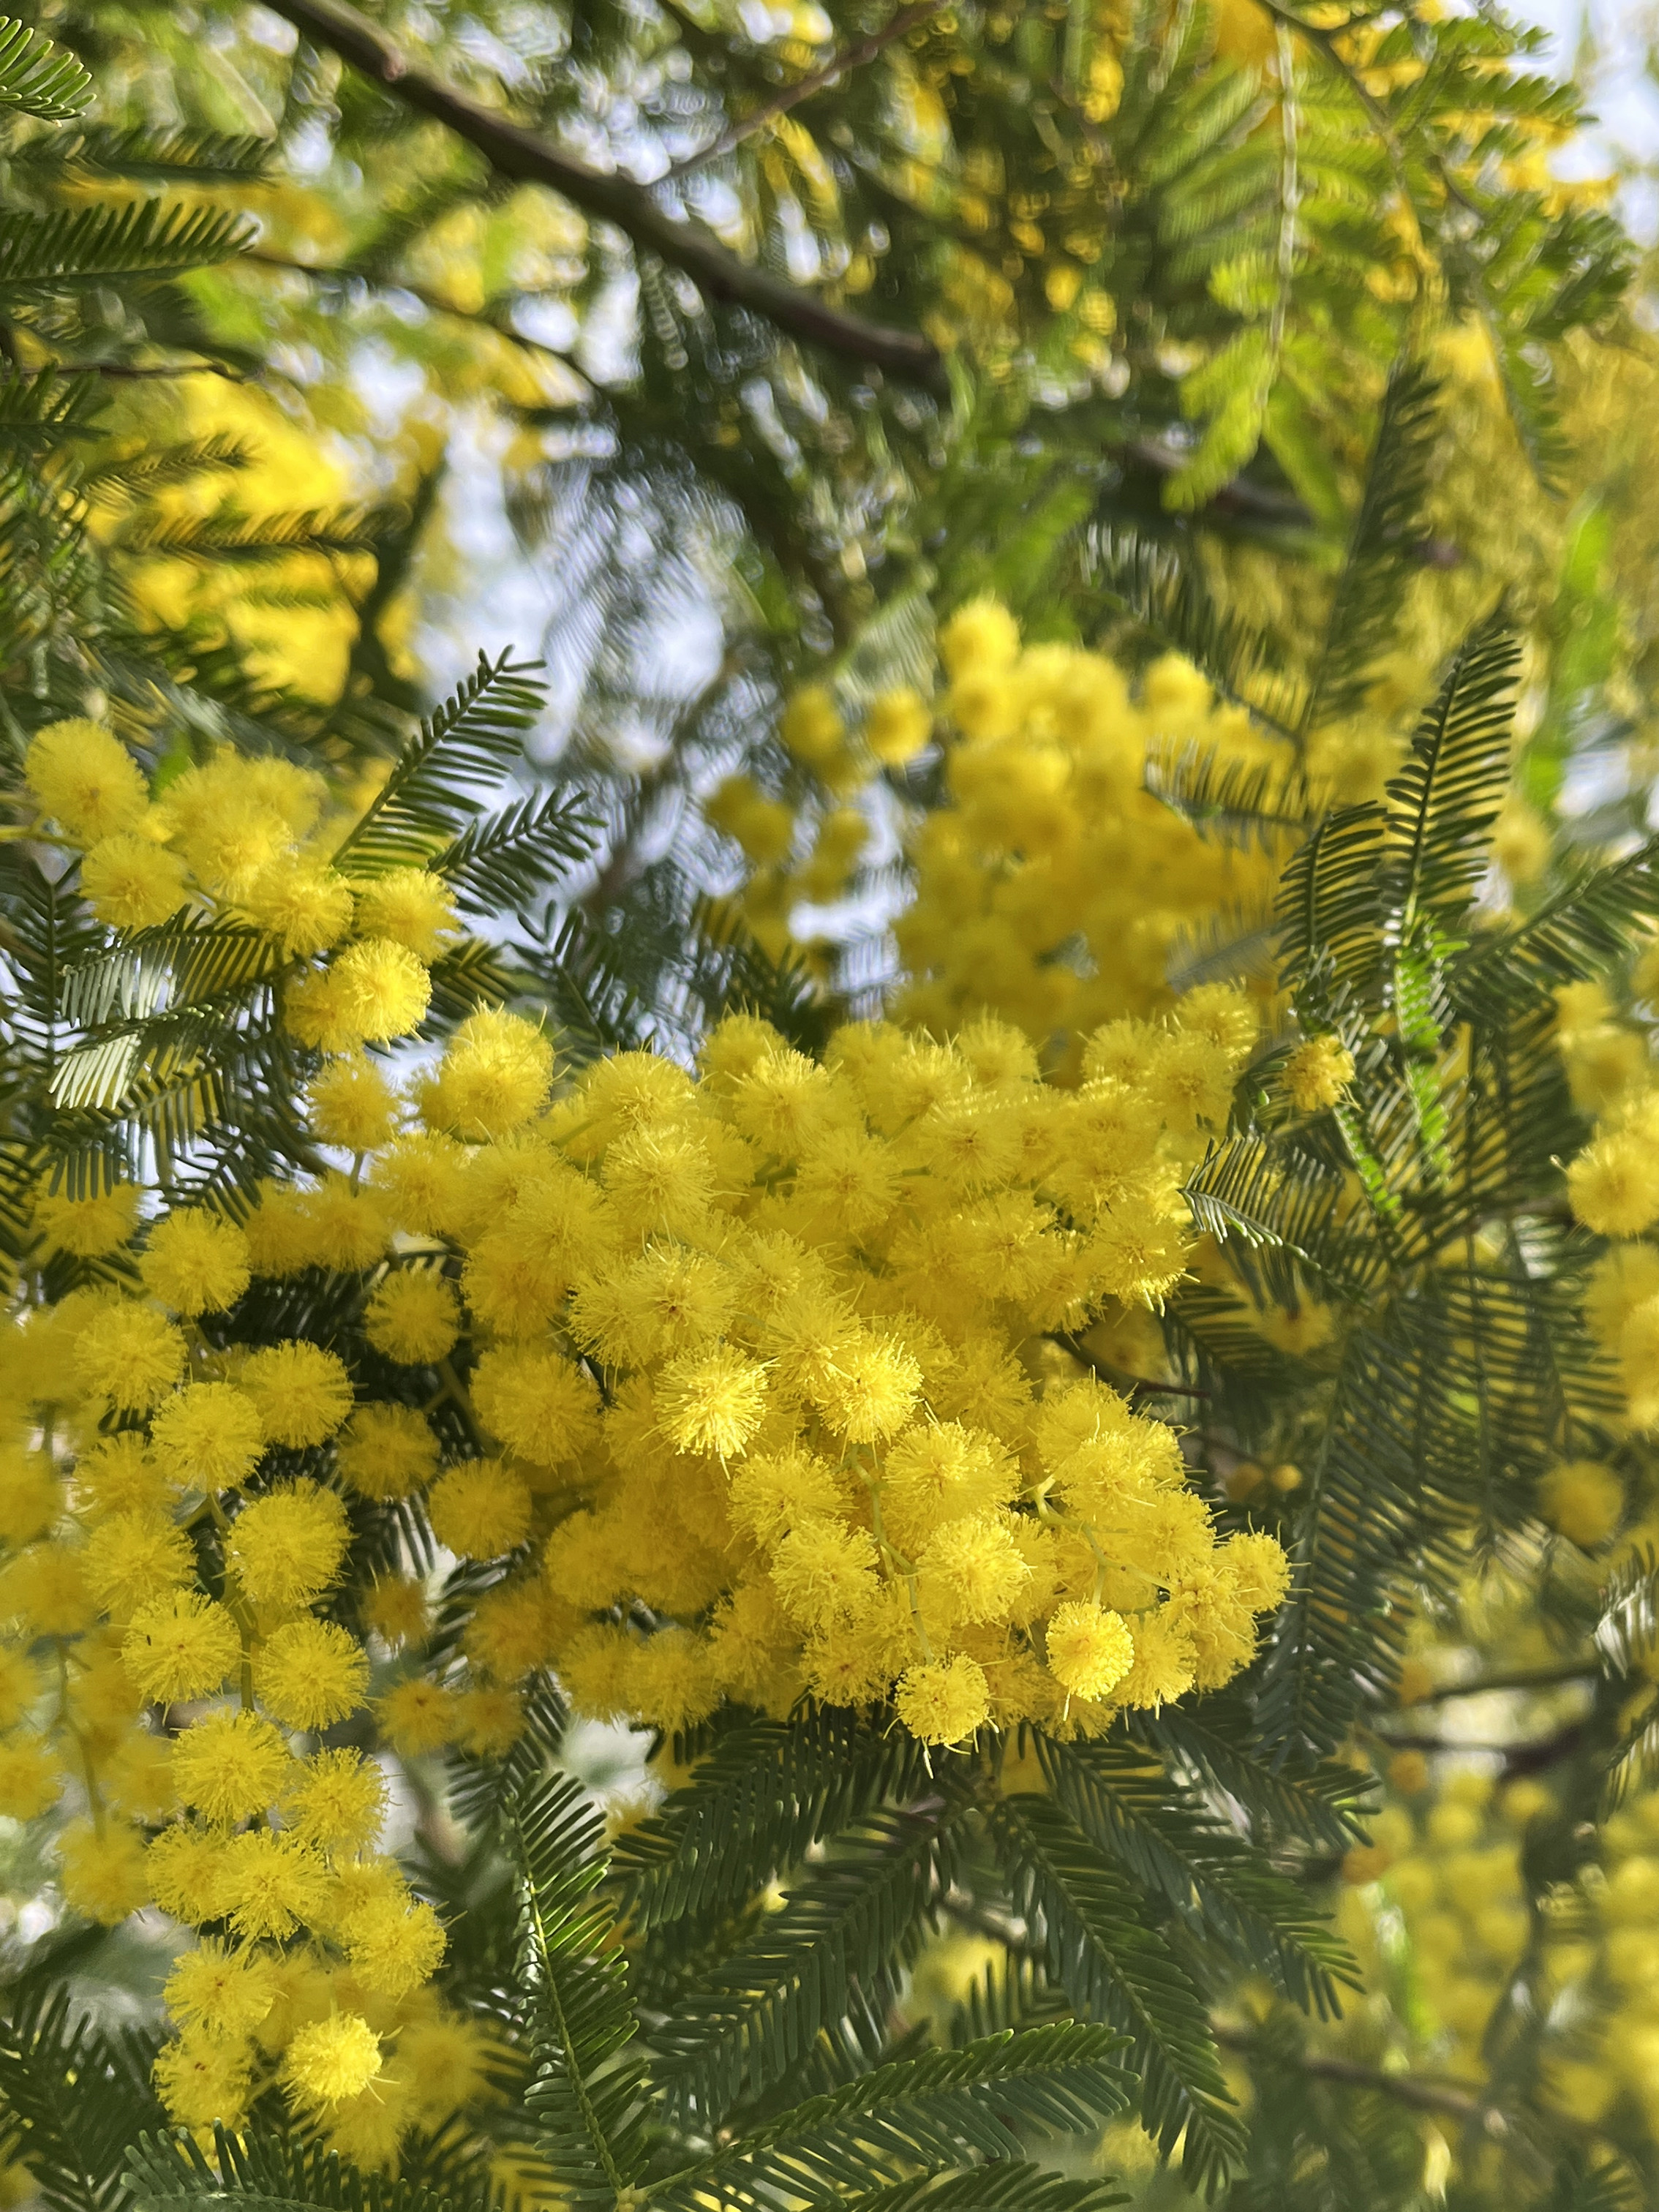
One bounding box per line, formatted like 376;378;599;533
227;1481;350;1606
770;1515;881;1630
364;1270;461;1365
895;1655;990;1743
1045;1601;1135;1700
421;1009;555;1137
470;1347;600;1467
216;1829;328;1940
307;1054;400;1151
866;687;934;766
171;1709;293;1827
375;1677;463;1756
80;833;190;930
336;1405;439;1502
253;1617;370;1729
238;1340;353;1446
1538;1459;1624;1550
153;2033;255;2129
0;1450;60;1546
916;1514;1031;1625
333;938;432;1042
938;598;1022;680
1113;1609;1197;1709
75;1301;187;1412
339;1894;447;1996
369;1133;470;1235
241;858;354;957
0;1735;64;1819
141;1209;252;1315
822;1339;922;1442
361;1575;430;1648
146;1824;230;1925
285;1748;388;1855
83;1509;195;1620
75;1432;171;1518
26;720;148;842
282;2014;383;2110
149;1382;265;1489
34;1181;140;1258
780;684;845;767
658;1345;770;1459
57;1818;151;1924
352;868;458;958
1568;1131;1659;1238
285;967;360;1053
426;1460;532;1560
163;1938;277;2041
1285;1036;1357;1113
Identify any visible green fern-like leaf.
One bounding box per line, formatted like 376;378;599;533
0;16;92;121
0;201;255;293
988;1794;1246;2194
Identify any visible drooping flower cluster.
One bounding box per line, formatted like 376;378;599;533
710;606;1304;1053
1;990;1293;2151
0;1241;491;2161
1559;976;1659;1456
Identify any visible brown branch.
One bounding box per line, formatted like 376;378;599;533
259;0;945;391
1210;2025;1507;2132
663;0;947;182
1399;1661;1599;1705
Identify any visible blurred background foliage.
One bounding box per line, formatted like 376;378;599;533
8;1;1659;2208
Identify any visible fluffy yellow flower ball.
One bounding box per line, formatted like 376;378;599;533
26;721;149;843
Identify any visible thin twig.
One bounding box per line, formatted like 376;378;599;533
1211;2025;1508;2131
1399;1660;1600;1705
663;0;947;182
259;0;945;390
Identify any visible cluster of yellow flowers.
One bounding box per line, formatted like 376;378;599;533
22;714;451;1049
710;601;1437;1071
1558;974;1659;1453
1353;1771;1545;2085
0;1260;492;2161
358;994;1287;1748
711;603;1291;1050
1538;1783;1659;2137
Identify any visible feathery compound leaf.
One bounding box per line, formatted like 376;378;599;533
1540;2149;1645;2212
655;2023;1132;2212
70;126;277;181
125;2126;488;2212
0;201;255;293
1594;1544;1659;1681
1453;835;1659;1016
1276;804;1387;996
1301;361;1441;736
1135;1701;1376;1855
0;1988;163;2212
831;2171;1128;2212
611;1712;930;1930
121;506;392;563
0;17;91;121
1086;527;1301;737
508;1775;650;2204
433;789;598;917
651;1803;960;2123
332;650;547;878
1381;612;1521;930
988;1795;1246;2194
0;366;105;456
1037;1737;1358;2017
1144;742;1318;851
